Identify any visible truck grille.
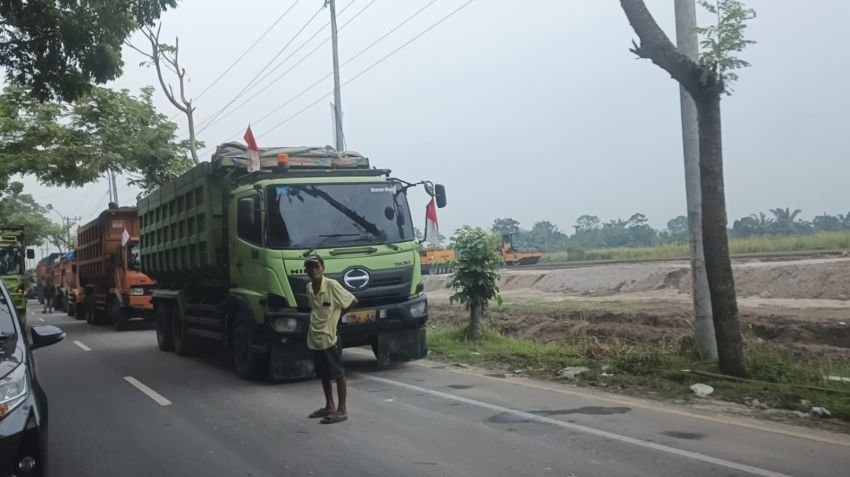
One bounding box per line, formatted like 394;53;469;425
288;266;413;310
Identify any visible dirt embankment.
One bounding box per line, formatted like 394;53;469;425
424;258;850;358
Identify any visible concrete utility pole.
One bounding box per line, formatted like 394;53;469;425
110;169;120;204
675;0;718;360
327;0;345;152
64;216;80;250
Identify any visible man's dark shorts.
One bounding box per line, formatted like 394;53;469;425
313;342;344;380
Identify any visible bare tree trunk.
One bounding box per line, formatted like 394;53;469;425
186;99;199;163
695;94;745;376
619;0;746;377
467;303;483;340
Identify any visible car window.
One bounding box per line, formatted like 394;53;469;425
0;284;15;335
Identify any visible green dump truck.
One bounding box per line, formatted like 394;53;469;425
138;144;446;380
0;226;35;325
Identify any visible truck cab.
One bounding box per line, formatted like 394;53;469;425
0;226;35;325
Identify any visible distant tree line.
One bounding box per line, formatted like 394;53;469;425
489;208;850;253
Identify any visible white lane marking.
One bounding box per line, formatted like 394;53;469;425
38;318;46;323
123;377;172;406
73;340;91;352
380;352;850;448
362;374;791;477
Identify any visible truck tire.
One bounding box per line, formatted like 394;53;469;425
233;316;268;381
172;305;199;356
155;303;174;352
75;302;85;321
109;298;129;331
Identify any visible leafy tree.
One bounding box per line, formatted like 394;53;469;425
0;182;65;249
447;227;502;340
529;221;564;253
812;214;842;233
0;0;178;100
731;216;761;238
768;207;803;235
620;0;756;376
574;215;601;232
665;215;689;243
491;218;520;236
0;84;193;192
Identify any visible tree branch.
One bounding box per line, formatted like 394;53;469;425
143;25;187;114
619;0;720;98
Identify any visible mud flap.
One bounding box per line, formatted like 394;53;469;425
270;343;315;380
375;328;428;365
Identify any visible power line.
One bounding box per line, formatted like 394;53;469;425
196;0;377;133
251;0;364;95
200;0;473;155
193;2;303;103
260;0;471;137
195;2;323;132
237;0;443;138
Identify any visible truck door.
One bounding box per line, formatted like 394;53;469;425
230;193;266;295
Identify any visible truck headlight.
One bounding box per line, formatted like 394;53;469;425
0;365;29;418
409;300;427;318
272;317;301;333
130;287;145;296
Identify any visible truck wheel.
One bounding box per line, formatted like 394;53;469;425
75;303;85;321
172;306;198;356
155;303;174;352
110;299;129;331
233;319;268;380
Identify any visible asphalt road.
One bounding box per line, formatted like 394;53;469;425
26;305;850;477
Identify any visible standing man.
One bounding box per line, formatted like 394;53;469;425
305;255;357;424
42;279;54;314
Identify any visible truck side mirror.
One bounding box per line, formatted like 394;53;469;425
26;249;35;259
434;184;447;208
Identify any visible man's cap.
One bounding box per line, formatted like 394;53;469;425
304;255;324;267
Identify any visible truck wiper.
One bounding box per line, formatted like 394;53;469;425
303;234;360;257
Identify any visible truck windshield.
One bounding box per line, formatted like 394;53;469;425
127;243;141;272
268;183;415;249
0;246;23;275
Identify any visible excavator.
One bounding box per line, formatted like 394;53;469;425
420;233;542;274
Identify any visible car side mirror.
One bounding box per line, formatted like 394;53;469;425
31;325;65;350
434;184;447;208
26;249;35;259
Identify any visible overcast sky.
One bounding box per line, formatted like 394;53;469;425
23;0;850;246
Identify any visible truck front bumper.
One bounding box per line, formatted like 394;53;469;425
263;295;430;379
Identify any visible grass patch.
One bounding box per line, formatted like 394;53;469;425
542;231;850;263
429;326;587;378
428;325;850;421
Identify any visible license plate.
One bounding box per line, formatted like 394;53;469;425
342;310;376;324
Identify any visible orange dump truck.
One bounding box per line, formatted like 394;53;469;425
59;251;84;319
77;206;156;330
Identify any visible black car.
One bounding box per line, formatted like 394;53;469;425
0;282;64;476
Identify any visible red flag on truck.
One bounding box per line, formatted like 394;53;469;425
425;198;440;247
244;126;261;172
